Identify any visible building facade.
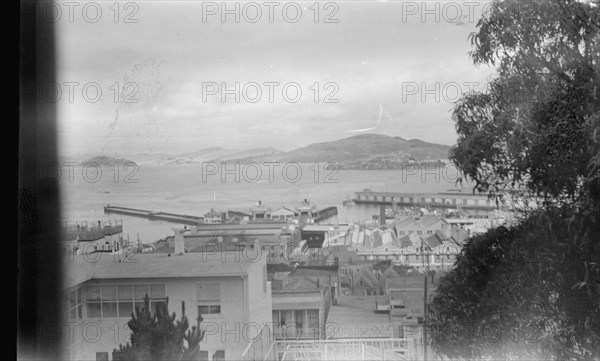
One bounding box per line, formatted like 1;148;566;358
62;252;274;361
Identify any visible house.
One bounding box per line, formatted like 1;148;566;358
63;220;125;255
394;214;450;238
250;200;269;220
344;264;380;296
226;209;252;222
375;264;402;290
269;207;296;221
203;208;223;224
284;267;339;303
62;247;274;361
271;273;332;340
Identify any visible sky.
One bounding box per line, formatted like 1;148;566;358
52;0;496;156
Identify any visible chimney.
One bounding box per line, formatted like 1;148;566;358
173;228;185;255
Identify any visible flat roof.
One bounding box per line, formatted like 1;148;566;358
64;252;255;289
327;295;391;325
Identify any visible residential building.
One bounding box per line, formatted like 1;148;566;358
63;220;125;255
62;247;274;361
394;215;450;238
203;209;224;224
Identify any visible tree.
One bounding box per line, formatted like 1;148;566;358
451;0;599;207
426;0;600;360
113;295;205;361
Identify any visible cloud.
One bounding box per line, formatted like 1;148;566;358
56;1;494;156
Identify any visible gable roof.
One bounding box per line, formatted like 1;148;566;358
398;233;423;249
395;216;419;230
270;207;296;215
420;215;446;228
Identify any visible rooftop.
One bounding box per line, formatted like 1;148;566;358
64;252;256;289
328;295;392;325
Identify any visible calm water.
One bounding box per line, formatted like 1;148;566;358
60;164;462;243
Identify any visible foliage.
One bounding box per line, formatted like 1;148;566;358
428;0;600;360
113;295;204;361
450;0;600;207
427;212;600;360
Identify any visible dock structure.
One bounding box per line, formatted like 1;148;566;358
104;205;339;226
354;189;501;211
104;206;204;225
313;206;338;222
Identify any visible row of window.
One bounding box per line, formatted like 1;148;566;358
85;284;167;319
359;254;455;262
272;309;319;330
364;195;489;206
397;230;435;235
67;283;223;320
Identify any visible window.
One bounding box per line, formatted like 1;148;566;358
102;286;118;317
399;231;405;235
86;284;165;319
212;350;225;361
66;288;83;321
405;255;409;262
416;254;419;260
199;351;209;361
96;352;109;361
435;255;440;262
280;310;293;327
427;230;433;235
198;284;221;315
295;310;305;329
307;310;319;329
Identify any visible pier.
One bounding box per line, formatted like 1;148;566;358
354;189;501;211
313;206;338;222
104;206;204;225
104;205;339;225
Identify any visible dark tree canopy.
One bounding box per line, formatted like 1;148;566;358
428;1;600;360
113;295;204;361
427;212;600;360
450;0;600;207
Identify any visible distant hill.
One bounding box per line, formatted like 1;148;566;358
232;134;451;168
81;155;136;167
78;135;450;169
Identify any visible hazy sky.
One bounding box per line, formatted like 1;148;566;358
53;1;495;156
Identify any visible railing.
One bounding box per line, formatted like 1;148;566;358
332;323;394;339
241;324;277;361
277;338;414;361
273;326;321;340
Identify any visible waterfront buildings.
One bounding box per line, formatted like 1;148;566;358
63;220;125;255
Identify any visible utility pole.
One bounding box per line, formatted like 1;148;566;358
424;271;428;361
421;242;429;361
